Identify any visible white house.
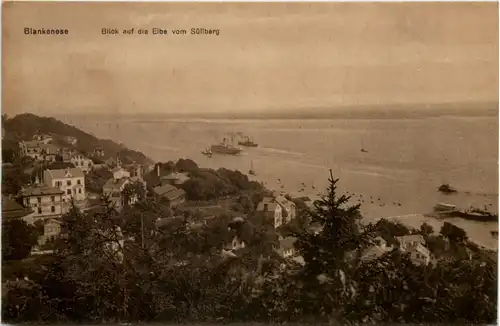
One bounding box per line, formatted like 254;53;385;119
19;140;44;160
111;167;131;180
397;234;431;266
275;195;297;223
278;236;298;258
38;219;62;246
396;235;425;250
20;180;65;222
70;154;94;173
256;197;284;228
63;136;78;145
43;168;86;202
102;167;138;211
360;236;393;263
407;243;431;266
39;144;59;162
32;133;53;144
160;172;190;186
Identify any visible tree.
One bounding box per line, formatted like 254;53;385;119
2;167;31;195
2;219;39;261
440;222;468;243
293;170;371;319
175;159;198;173
419;222;434;236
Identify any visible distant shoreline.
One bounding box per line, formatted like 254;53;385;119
44;101;498;121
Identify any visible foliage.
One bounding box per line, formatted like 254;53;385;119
419;222;434;236
180;168;262;201
2;166;31;195
85;168;113;194
1;172;496;325
440;222;468;243
175;158;199;173
2;113;151;165
2;219;39;261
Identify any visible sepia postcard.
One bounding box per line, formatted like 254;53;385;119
1;1;498;324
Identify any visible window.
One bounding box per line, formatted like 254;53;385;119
77;179;81;185
37;197;41;203
38;207;42;214
67;189;71;195
51;206;55;213
66;180;71;186
51;196;55;202
78;188;81;194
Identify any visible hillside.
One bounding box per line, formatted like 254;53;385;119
2;113;152;165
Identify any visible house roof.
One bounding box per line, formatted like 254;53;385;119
153;184;186;200
275;195;295;210
361;245;390;262
90;157;105;164
45;168;84;179
40;144;59;153
103;178;129;191
21;140;43;148
407;243;430;256
397;234;425;245
111;167;127;174
2;196;33;219
161;172;190;181
71;153;90;159
44;219;62;225
20;185;63;197
256;200;279;212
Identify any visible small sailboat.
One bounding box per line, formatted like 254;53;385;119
361;140;368;153
201;147;213;158
249;160;256;175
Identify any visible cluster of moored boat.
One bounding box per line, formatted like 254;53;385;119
201;133;258;175
201;134;258;157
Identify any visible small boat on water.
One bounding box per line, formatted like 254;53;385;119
210;136;242;155
361;140;368;153
201;147;212;158
490;230;498;238
238;135;258;147
434;203;457;212
249;160;256;176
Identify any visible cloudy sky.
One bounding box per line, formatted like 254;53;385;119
2;2;498;116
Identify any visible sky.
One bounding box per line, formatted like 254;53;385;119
2;2;498;116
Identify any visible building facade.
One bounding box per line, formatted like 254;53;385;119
275;195;297;223
20;182;64;222
70;154;94;173
256;197;284;228
153;184;186;208
43;168;86;202
40;144;59;162
19;140;44;160
32;133;53;144
2;195;34;225
38;219;62;246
